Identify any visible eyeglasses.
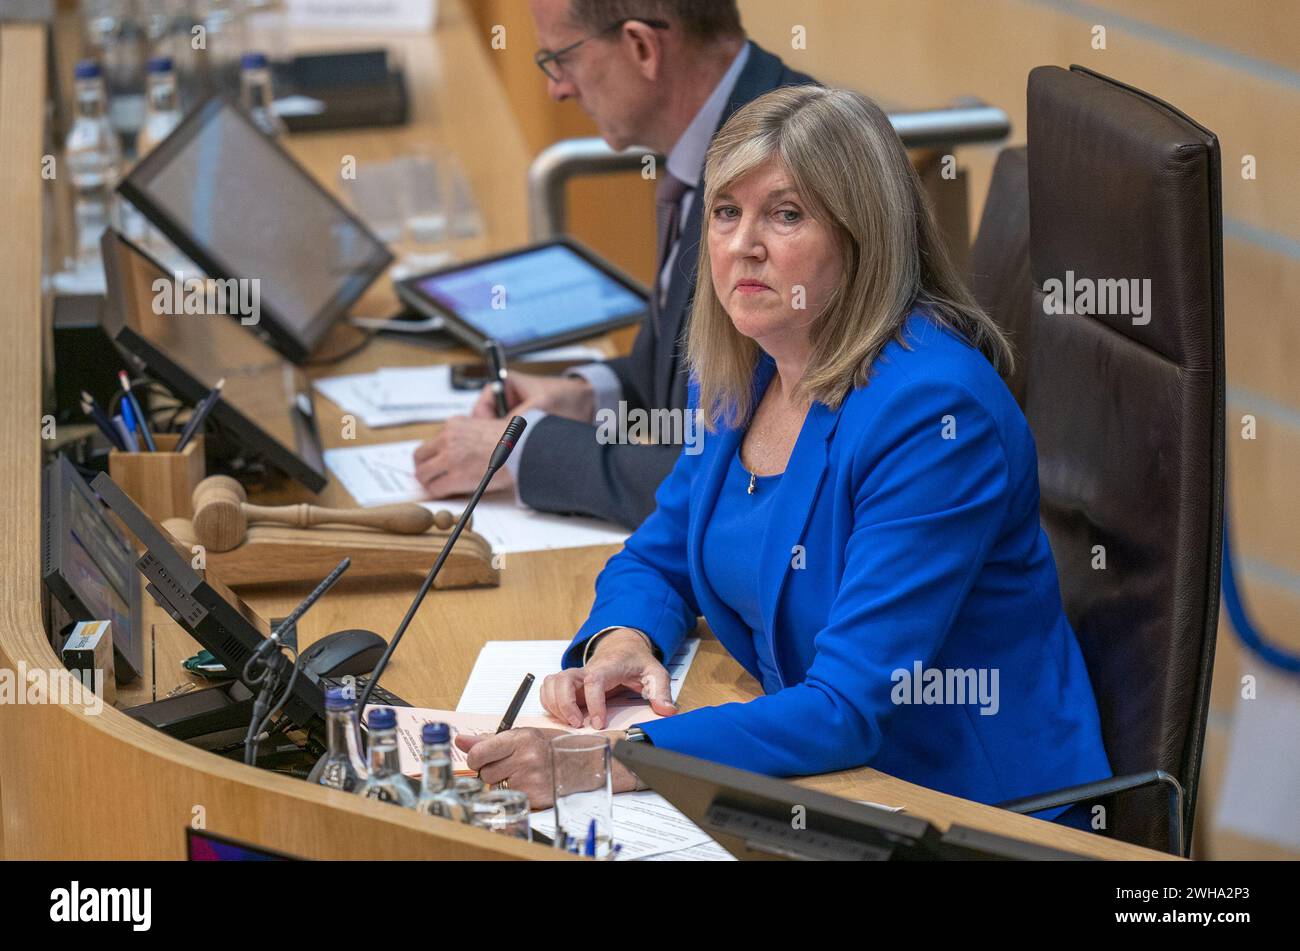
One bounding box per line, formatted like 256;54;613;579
534;17;670;82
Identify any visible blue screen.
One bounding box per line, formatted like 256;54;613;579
414;245;645;348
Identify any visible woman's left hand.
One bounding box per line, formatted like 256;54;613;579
456;728;639;809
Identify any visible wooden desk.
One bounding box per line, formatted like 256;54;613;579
0;2;567;862
0;4;1171;861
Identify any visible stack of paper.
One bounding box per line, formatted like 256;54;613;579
313;365;478;428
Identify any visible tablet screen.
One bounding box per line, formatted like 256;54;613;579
411;243;646;350
120;96;392;362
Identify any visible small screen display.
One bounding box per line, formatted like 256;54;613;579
413;244;645;349
187;828;292;861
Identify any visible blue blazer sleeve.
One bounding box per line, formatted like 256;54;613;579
639;379;1013;776
560;429;703;669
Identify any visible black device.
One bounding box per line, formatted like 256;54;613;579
116;94;394;364
614;742;942;860
41;454;144;681
449;358;590;391
316;674;410;709
393;238;647;358
270;48;409;133
100;229;328;492
51;294;128;425
935;822;1094;861
300;628;386;677
613;743;1092;862
614;742;1093;861
90;471;330;735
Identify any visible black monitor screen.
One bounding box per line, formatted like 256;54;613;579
101;229;328;492
118;95;392;362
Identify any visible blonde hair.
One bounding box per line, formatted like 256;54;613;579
686;85;1013;429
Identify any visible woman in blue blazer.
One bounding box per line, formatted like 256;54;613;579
459;86;1112;826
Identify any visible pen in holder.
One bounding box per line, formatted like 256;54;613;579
108;433;206;523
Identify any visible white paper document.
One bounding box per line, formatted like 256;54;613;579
457;638;701;722
322;440;630;552
530;790;735;861
322;439;428;507
313;367;476;428
313;346;606;428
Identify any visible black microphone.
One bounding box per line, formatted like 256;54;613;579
488;414;527;472
249;557;350;662
354;416;527;728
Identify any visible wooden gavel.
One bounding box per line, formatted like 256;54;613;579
190;475;436;552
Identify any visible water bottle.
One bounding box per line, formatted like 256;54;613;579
135;56;181;157
355;707;417;808
414;722;468;820
316;688;365;793
239;51;287;139
65;60;123;263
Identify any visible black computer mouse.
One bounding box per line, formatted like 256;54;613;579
301;629;387;678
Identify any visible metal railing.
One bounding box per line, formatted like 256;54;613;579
527;101;1011;240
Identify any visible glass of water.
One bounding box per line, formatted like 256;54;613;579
550;734;613;857
469;789;531;840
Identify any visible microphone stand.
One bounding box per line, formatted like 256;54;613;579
355;416;526;754
243;557;351;766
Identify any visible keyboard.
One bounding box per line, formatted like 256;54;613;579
317;675;412;708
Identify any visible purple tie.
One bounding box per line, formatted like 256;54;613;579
651;171;692;329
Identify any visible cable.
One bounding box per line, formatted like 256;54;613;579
1221;512;1300;673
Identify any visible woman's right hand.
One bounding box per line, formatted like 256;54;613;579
541;629;678;730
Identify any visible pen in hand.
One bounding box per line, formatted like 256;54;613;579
485;340;509;419
496;672;534;734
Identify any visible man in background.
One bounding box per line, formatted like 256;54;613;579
415;0;815;528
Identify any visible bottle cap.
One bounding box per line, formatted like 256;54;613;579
146;56;174;74
324;687;353;711
240;52;269;70
422;722;450;745
367;706;397;730
74;60;101;80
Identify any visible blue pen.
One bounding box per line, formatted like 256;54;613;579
118;398;141;451
584;818;597;857
119;371;156;451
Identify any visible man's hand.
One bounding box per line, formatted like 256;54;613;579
471;369;596;424
413;416;515;497
456;727;640;809
540;628;678;730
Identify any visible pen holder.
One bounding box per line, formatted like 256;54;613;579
108;433;206;523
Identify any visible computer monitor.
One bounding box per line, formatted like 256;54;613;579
90;471;327;732
614;741;942;860
41;454;143;681
614;742;1093;861
101;228;327;492
117;94;393;363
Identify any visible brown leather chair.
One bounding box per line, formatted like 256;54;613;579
968;146;1032;407
994;66;1225;856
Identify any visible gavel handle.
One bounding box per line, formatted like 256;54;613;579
240;502;434;535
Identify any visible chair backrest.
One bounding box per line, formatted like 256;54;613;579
1024;65;1224;852
968;146;1032;406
